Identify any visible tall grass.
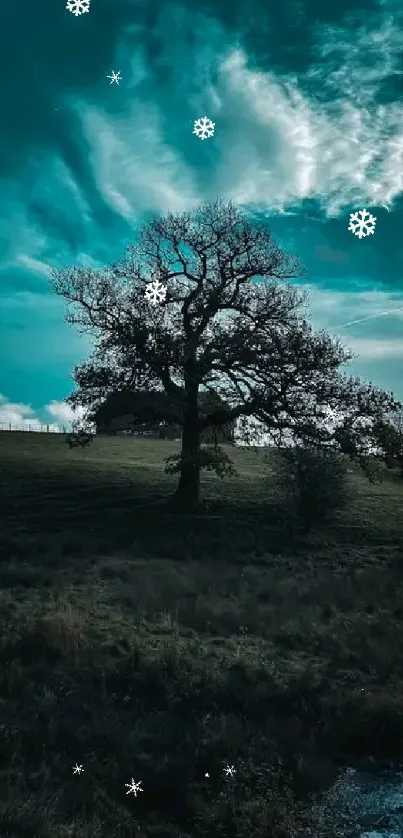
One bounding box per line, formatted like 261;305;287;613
0;431;402;836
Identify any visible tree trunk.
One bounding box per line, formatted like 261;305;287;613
170;381;201;510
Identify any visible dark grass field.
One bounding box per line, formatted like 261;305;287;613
0;431;403;837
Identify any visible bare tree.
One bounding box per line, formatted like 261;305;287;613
50;199;400;509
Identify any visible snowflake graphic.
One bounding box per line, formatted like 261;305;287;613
144;278;167;305
223;764;236;777
72;763;84;774
193;116;215;140
348;209;377;239
107;70;121;85
66;0;90;15
125;779;143;796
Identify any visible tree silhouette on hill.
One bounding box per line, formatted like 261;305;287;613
51;199;400;509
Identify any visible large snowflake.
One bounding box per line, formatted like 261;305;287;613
125;779;143;797
144;278;167;305
193;116;215;140
107;71;121;85
348;208;377;239
66;0;90;16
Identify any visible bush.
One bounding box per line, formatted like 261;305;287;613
165;445;237;479
66;430;93;449
275;445;349;532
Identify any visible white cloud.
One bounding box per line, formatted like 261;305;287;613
300;285;403;365
45;400;85;426
0;395;86;432
339;307;403;328
348;338;403;359
65;0;403;224
3;1;400;273
313;12;403;107
303;286;403;332
0;394;57;432
74;101;199;219
16;255;53;277
217;40;403;214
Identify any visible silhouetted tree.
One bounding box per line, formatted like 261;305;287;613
92;388;235;441
51;199;400;510
373;411;403;475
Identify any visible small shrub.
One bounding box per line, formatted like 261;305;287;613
66;430;93;449
275;445;349;532
165;445;236;479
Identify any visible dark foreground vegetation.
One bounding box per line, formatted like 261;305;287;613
0;431;403;836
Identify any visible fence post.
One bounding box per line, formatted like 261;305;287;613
46;424;49;433
9;423;11;431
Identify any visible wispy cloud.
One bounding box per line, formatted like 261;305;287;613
348;338;403;360
16;255;53;278
305;287;403;330
73;100;199;219
60;0;403;227
218;40;403;214
340;307;403;328
3;1;403;279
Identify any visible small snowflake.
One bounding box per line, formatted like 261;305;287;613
144;278;167;305
72;763;84;774
125;778;143;796
223;764;236;777
193;116;215;140
107;70;121;85
66;0;90;16
348;208;377;239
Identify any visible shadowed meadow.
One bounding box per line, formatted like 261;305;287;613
0;430;403;836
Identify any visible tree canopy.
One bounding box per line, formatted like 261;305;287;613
92;388;235;442
51;199;401;509
373;410;403;474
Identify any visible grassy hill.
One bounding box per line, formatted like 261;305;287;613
0;431;402;837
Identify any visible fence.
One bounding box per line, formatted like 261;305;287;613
0;423;67;434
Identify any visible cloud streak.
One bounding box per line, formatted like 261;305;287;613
340;307;403;328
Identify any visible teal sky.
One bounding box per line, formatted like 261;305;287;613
1;0;403;428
